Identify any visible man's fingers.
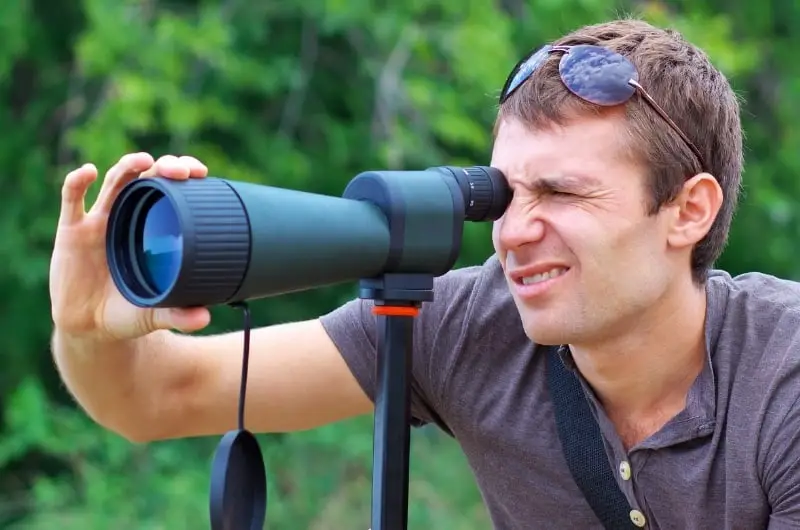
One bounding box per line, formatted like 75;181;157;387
58;164;98;227
91;152;155;215
140;154;180;178
178;155;209;178
140;154;208;180
85;152;209;217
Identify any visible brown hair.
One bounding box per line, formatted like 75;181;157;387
496;19;744;284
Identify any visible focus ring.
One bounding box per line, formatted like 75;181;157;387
464;167;492;221
175;178;251;306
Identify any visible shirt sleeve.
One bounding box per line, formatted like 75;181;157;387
318;264;486;434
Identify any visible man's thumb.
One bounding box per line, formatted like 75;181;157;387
152;307;211;333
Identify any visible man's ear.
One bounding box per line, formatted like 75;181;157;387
666;173;723;250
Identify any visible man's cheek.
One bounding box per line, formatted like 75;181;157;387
491;220;503;250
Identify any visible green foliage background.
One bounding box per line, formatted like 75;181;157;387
0;0;797;528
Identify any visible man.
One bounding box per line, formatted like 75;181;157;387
49;18;800;529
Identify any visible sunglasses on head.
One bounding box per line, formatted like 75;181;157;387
499;44;707;173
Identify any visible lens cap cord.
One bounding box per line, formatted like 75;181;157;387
209;302;268;530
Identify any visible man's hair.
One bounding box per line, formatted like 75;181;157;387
497;19;744;284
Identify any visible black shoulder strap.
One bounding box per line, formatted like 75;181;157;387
545;346;636;529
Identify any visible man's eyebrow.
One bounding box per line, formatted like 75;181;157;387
529;174;603;193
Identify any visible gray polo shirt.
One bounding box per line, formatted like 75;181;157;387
319;254;800;529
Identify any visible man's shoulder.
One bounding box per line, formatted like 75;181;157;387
440;253;504;281
709;270;800;515
709;268;800;311
708;268;800;352
436;254;517;319
708;268;800;425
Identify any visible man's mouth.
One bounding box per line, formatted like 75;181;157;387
519;267;569;285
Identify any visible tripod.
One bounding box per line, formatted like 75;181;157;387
359;272;434;530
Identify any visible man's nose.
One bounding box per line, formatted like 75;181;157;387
497;202;546;250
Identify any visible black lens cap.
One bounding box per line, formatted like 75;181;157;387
209;429;267;530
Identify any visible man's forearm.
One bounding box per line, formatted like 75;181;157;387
51;328;183;441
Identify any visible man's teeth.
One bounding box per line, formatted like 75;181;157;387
521;267;567;285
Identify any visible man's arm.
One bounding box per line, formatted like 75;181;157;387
52;319;373;442
50;153;374;443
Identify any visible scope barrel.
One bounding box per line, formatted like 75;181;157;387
105;166;510;309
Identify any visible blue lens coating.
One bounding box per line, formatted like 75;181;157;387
502;45;553;102
141;195;182;293
558;44;637;106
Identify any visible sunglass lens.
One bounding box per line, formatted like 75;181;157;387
501;45;552;103
558;44;637;106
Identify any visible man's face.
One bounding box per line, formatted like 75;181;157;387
491;114;679;347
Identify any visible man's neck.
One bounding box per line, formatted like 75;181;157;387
568;279;708;433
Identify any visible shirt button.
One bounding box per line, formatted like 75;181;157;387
630;509;647;527
619;461;632;481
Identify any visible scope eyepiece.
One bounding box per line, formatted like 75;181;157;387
427;166;510;221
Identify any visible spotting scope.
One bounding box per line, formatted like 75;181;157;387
104;164;510;530
105;165;510;308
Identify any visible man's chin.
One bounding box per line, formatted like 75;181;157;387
524;329;569;346
518;313;573;346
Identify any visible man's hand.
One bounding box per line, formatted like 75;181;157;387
50;153;211;341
